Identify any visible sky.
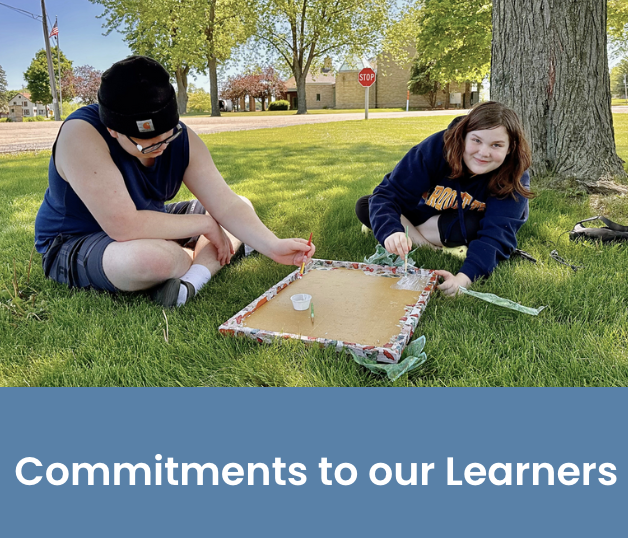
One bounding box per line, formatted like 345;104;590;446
0;0;212;91
0;1;620;93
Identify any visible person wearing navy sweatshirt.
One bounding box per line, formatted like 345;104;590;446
355;101;533;296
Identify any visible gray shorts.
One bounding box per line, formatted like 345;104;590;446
41;200;206;292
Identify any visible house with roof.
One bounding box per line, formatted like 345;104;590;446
8;92;49;121
286;51;480;111
284;69;336;110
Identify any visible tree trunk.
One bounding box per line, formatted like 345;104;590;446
463;82;471;109
296;78;307;114
249;95;256;112
208;56;220;117
294;71;308;114
491;0;625;181
175;66;189;115
444;83;450;109
428;89;436;109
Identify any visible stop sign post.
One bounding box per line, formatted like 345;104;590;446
358;67;376;119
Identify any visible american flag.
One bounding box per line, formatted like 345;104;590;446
49;21;59;39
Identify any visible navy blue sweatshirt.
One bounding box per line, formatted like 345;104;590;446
369;122;530;281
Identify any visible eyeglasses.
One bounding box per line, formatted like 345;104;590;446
126;124;182;154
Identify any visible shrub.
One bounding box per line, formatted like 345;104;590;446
58;102;84;121
187;89;212;113
61;102;83;117
268;100;290;111
0;117;11;122
23;116;37;122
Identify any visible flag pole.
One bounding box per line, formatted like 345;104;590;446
55;16;62;117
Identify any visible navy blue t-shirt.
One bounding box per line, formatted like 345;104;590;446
34;104;190;253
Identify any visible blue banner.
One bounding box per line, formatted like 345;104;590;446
0;389;624;536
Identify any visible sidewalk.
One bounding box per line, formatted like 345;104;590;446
3;107;627;154
0;109;466;154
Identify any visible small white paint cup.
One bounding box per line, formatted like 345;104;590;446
291;294;312;311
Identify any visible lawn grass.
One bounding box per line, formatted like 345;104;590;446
1;115;628;387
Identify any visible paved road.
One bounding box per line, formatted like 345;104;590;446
3;107;627;155
0;110;466;154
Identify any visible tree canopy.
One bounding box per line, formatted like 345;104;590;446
381;5;420;66
91;0;203;113
187;84;213;113
256;0;390;113
384;0;491;86
608;0;628;55
197;0;257;116
408;61;440;108
416;0;491;83
221;66;286;109
91;0;256;116
61;65;103;105
23;48;73;104
610;56;628;98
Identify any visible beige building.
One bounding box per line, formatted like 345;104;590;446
285;71;336;110
291;52;479;111
335;58;376;109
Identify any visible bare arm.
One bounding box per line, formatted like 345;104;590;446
183;130;283;256
182;130;316;265
55;119;216;242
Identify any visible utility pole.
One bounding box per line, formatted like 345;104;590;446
40;0;60;120
54;16;62;116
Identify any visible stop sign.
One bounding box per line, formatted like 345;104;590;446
358;67;376;87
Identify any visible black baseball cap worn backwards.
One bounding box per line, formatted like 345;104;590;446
98;56;179;139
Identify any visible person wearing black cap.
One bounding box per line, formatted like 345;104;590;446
34;56;315;307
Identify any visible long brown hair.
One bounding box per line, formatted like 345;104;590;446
443;101;534;199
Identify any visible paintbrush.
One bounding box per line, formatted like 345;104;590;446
310;301;314;325
299;232;313;277
404;225;409;275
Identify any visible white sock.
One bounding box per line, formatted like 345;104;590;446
176;265;211;306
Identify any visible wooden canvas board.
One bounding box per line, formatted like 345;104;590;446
219;259;437;363
242;269;424;346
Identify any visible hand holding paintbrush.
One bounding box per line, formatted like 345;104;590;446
298;232;313;278
404;226;409;275
383;229;412;261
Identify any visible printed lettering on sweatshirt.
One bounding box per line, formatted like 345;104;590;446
423;186;486;212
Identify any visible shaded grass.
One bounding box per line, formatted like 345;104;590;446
1;115;627;387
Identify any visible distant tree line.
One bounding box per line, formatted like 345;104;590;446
4;1;628;119
5;0;628;183
88;0;388;115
